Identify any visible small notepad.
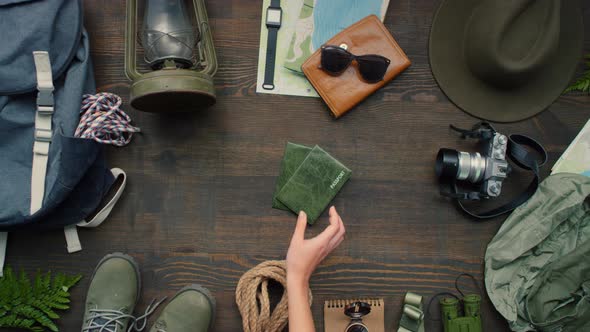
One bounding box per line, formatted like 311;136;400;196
273;144;351;224
324;298;384;332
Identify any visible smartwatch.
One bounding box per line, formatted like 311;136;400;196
263;0;282;90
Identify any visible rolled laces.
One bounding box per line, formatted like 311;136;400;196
75;93;140;146
82;298;166;332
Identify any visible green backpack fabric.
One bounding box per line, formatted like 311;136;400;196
484;173;590;332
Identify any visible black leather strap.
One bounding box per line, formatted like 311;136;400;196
263;27;278;90
263;0;281;90
442;124;548;219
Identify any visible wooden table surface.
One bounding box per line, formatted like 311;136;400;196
6;1;590;331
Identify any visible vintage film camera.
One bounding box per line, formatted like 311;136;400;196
344;301;372;332
440;295;482;332
433;122;548;219
436;123;510;199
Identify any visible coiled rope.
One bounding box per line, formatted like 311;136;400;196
75;93;140;146
235;260;312;332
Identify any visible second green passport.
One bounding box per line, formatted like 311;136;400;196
275;145;351;224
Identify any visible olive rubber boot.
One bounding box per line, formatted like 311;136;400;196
149;285;216;332
82;253;141;332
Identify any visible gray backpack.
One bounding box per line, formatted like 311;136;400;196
0;0;126;275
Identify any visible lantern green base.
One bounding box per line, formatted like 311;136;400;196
129;69;216;113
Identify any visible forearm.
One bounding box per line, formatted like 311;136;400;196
287;276;315;332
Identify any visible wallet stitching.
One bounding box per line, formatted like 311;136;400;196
303;15;410;118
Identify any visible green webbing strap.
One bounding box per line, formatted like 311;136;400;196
398;292;425;332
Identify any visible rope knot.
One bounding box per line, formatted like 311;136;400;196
75;92;140;146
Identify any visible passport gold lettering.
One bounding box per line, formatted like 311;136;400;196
330;171;345;189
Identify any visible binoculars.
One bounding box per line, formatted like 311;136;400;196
440;294;482;332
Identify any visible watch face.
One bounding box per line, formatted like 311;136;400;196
266;8;282;26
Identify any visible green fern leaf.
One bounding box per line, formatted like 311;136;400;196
0;266;82;332
565;53;590;94
32;299;59;319
64;274;82;289
51;274;65;291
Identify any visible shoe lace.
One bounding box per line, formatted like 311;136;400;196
154;319;167;332
83;298;167;332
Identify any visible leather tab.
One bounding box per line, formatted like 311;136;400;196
64;225;82;253
33;52;54;89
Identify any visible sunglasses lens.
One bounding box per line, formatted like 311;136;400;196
357;55;390;82
321;47;352;74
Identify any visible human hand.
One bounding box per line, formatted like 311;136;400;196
286;206;345;286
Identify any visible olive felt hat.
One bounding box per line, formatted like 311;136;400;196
429;0;584;123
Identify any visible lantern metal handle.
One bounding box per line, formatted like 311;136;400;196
193;0;217;76
124;0;217;81
125;0;140;81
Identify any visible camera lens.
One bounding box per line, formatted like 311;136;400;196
435;148;460;179
457;152;486;183
345;323;369;332
436;149;486;183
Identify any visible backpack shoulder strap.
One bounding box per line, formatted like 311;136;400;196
31;51;54;214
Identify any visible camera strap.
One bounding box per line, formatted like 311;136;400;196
443;123;548;219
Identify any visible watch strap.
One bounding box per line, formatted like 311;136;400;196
270;0;280;8
263;27;278;90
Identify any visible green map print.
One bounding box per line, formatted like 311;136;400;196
284;0;315;74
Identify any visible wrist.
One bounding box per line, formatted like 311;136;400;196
287;273;309;290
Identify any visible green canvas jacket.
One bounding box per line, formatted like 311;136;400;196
485;173;590;332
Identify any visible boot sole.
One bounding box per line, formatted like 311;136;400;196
170;284;217;329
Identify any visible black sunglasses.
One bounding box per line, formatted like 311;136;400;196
320;45;391;83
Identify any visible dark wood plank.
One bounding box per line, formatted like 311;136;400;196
5;1;590;331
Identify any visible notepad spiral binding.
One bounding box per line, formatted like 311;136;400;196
325;298;383;308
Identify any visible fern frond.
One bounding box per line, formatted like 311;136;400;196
0;266;81;331
64;274;82;289
565;54;590;94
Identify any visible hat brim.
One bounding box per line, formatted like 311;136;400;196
429;0;584;123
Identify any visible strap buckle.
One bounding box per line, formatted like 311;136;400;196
37;87;54;108
34;128;52;143
37;105;54;115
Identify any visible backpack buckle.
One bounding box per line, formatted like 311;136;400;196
37;106;54;115
34;128;52;143
36;87;54;108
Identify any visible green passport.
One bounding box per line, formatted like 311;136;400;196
274;144;352;224
272;143;313;211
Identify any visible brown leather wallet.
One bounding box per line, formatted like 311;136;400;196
302;15;411;118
